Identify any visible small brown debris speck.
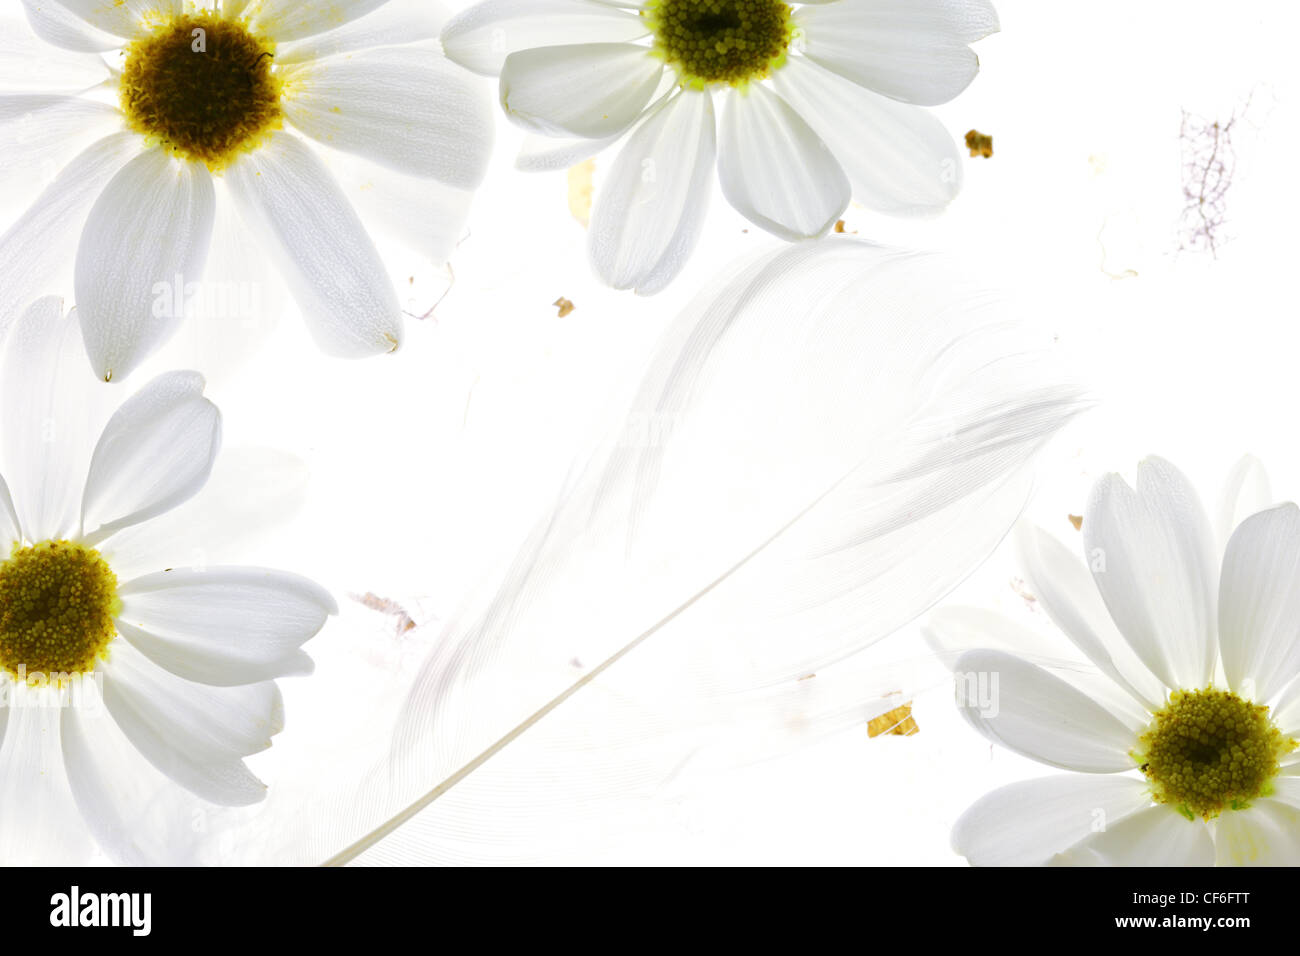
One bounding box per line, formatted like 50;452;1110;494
553;297;575;318
351;592;417;636
1069;514;1083;531
965;129;994;158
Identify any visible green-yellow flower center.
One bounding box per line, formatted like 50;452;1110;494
645;0;793;88
1134;687;1296;821
119;12;282;171
0;541;120;683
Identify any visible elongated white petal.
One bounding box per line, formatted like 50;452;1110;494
795;0;998;106
225;131;402;357
61;681;212;865
953;649;1136;772
1213;801;1300;865
441;0;648;76
1273;675;1300;738
0;472;18;549
924;607;1149;731
20;0;121;51
288;142;474;270
0;16;111;90
116;567;335;686
1053;805;1214;866
0;690;93;865
770;56;962;215
276;0;447;64
589;90;715;294
101;682;266;805
248;0;393;43
1082;457;1218;692
108;642;284;758
515;131;619;171
1219;504;1300;702
1017;524;1167;709
76;148;216;383
99;643;276;805
0;132;140;335
44;0;179;39
81;370;221;539
500;43;661;140
100;446;309;580
164;180;292;380
283;47;493;188
1216;454;1272;553
220;240;1087;864
1;297;110;541
717;83;849;241
953;774;1151;866
0;95;122;197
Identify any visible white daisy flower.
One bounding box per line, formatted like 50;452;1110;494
442;0;998;293
1;0;494;381
0;296;335;865
926;456;1300;866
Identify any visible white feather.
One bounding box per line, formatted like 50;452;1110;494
219;239;1089;864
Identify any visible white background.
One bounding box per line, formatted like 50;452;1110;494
90;0;1300;864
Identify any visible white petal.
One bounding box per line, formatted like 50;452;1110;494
75;148;216;383
499;43;662;140
99;644;276;805
116;567;336;686
1217;454;1272;554
0;688;93;865
0;132;140;335
441;0;648;76
224;131;402;357
275;0;447;64
717;83;848;241
162;182;292;381
248;0;394;43
323;148;476;265
81;370;221;539
952;649;1137;773
795;0;997;107
1214;801;1300;865
515;131;619;171
1273;675;1300;738
98;445;309;580
1;297;111;541
1082;458;1219;692
589;90;716;294
0;95;122;197
108;642;283;756
1265;776;1300;809
1053;805;1214;866
60;681;211;865
283;47;493;188
0;472;19;548
770;57;962;215
953;774;1151;866
1018;524;1167;709
42;0;180;39
925;607;1149;731
0;16;111;90
20;0;121;51
1218;504;1300;702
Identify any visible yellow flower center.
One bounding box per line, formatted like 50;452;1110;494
1134;687;1296;821
645;0;793;89
0;541;120;683
119;12;283;171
